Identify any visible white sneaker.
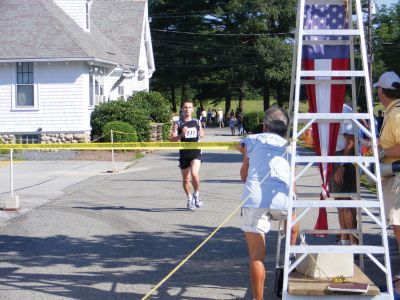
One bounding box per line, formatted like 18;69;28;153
187;198;195;210
193;193;202;208
337;240;350;245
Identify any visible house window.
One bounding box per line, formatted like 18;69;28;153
89;72;94;106
16;62;34;107
85;1;91;31
90;66;105;105
15;134;40;144
118;85;124;99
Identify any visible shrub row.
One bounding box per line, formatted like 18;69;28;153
90;92;172;142
242;111;264;134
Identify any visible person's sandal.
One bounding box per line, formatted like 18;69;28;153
393;274;400;300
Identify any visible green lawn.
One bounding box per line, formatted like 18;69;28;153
205;99;383;115
205;99;263;114
205;99;309;114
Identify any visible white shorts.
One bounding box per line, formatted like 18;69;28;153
383;176;400;226
241;207;287;234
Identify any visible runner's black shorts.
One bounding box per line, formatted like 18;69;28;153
329;150;357;193
179;150;202;169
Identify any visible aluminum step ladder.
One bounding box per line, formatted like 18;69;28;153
282;0;394;298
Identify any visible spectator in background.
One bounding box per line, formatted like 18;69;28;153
196;106;201;120
237;110;244;135
376;109;384;134
211;109;216;125
201;108;207;128
207;108;212;125
330;103;358;245
229;115;236;135
217;108;225;128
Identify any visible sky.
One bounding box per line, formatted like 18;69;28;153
376;0;397;7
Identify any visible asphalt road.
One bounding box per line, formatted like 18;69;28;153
0;127;398;299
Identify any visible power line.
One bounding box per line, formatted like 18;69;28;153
152;29;294;36
150;10;216;17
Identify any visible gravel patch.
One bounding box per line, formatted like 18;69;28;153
0;150;139;161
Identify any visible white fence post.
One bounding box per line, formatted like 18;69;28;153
10;149;13;197
111;130;116;172
5;148;19;211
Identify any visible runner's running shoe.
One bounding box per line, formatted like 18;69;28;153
193;193;202;208
187;198;196;210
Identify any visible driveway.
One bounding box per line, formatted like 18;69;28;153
0;126;397;299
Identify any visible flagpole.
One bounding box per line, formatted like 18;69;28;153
368;0;373;92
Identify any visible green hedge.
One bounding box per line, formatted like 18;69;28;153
127;91;171;123
102;121;138;142
242;111;264;134
90;100;150;142
162;123;171;141
90;92;172;142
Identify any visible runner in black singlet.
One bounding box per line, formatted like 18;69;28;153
170;100;205;210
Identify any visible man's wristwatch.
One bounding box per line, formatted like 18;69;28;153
378;146;386;160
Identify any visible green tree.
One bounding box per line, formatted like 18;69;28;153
149;0;297;112
373;2;400;76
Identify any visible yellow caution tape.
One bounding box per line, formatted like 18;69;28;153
0;142;239;150
332;275;346;283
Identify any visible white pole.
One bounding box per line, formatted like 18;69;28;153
111;130;115;172
10;149;14;197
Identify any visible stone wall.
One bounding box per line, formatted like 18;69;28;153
0;132;91;144
150;123;164;142
0;135;15;144
40;132;90;144
0;126;167;144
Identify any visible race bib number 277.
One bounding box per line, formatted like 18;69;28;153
184;128;197;138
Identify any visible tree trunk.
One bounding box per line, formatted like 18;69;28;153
199;99;204;110
238;87;245;112
263;86;270;111
225;93;231;120
170;84;177;112
276;85;283;107
181;84;187;104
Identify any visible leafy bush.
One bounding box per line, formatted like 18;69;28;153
162;122;172;141
102;121;137;142
242;111;264;134
0;138;8;155
90;92;172;142
90;100;151;142
127;91;172;123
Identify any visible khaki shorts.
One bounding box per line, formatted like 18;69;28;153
241;207;287;234
383;176;400;226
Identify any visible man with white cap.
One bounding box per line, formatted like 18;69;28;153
374;71;400;288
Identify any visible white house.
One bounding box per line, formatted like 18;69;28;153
0;0;155;144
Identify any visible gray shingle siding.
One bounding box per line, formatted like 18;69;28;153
0;0;144;68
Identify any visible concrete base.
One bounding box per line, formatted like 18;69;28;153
296;253;354;278
3;195;20;211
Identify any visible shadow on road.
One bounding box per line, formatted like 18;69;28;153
0;224;397;299
0;226;249;299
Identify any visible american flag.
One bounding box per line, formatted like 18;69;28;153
301;3;350;231
303;4;349;59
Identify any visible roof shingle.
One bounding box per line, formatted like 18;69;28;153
0;0;145;68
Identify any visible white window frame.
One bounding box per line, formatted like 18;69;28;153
85;1;92;32
118;85;124;99
89;71;94;107
12;62;39;111
89;66;105;106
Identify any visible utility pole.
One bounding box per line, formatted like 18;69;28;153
367;0;373;90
